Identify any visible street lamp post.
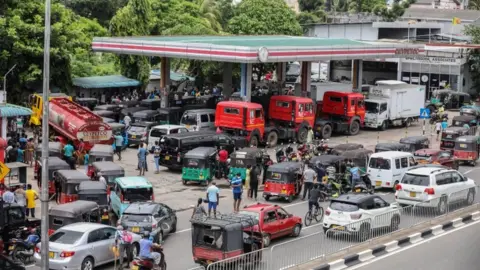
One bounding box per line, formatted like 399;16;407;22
2;64;17;101
40;0;52;268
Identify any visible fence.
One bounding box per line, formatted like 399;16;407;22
195;185;480;270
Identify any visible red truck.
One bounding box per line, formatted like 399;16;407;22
314;91;365;139
48;98;113;149
215;96;315;146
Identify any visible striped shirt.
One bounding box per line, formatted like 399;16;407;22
326;166;336;179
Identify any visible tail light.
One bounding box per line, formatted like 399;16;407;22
395;184;402;191
35;247;40;254
325;209;331;216
282;186;286;190
60;251;75;258
425;188;435;195
265;184;269;188
350;213;362;220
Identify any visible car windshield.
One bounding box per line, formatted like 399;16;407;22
401;173;430;186
329;201;359;212
150;128;168;138
50;230;83;245
181;113;197;125
238;211;260;221
122;214;152;223
129;126;146;133
368;157;391;170
365;102;379;113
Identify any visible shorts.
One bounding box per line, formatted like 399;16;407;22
208;201;218;210
233;192;242;201
436;130;441;135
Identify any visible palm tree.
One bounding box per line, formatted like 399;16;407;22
196;0;223;32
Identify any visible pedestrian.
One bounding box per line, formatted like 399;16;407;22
54;173;62;204
138;143;147;176
248;165;260;200
231;173;243;212
441;118;448;132
217;146;228;178
25;138;35;167
435;121;442;141
191;198;207;219
114;132;124;161
245;165;251;198
84;150;90;174
25;184;38;218
306;126;314;144
63;141;75;169
2;187;15;203
16;144;24;163
19;134;27;150
98;173;107;186
115;225;133;269
206;181;220;217
14;186;26;213
302;165;316;200
152;141;161;174
8;144;18;163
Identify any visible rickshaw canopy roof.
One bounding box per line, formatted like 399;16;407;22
310;155;346;166
76;97;98;102
90;144;114;156
92;161;124;174
191;213;259;230
341;149;373;159
109;123;125;130
399;136;429;144
94;104;119;111
267;162;302;173
375;142;409;151
332;143;364;151
133;110;158;118
56;170;90;183
78;181;107;194
115;176;152;188
453;115;476;122
184;147;217;159
455;135;480;143
232;148;263;158
48;200;99;218
48;157;70;169
36;141;63;152
158;107;183;114
444;126;469;134
414;148;441;156
140;99;161;104
94;110;116;117
121;107;146;115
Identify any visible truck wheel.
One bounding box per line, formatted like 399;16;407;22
379;121;387;131
321;125;332;139
249;136;259;147
267;131;278;147
297;127;307;143
404;118;412;127
349;121;360;135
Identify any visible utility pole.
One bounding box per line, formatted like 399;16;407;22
40;0;52;268
2;64;17;101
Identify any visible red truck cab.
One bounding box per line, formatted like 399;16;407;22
215;101;265;146
315;91;365;139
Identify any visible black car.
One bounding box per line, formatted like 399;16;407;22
120;202;177;243
0;254;25;270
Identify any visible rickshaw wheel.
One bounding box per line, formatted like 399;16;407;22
264;195;271;201
287;195;294;203
182;179;188;185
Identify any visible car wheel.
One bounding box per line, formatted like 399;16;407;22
321;124;332;139
291;224;302;237
171;220;177;233
437;196;448;214
267;131;278;147
358;223;371;242
466;189;475;205
297;127;307;143
81;257;94;270
404;118;412;127
262;234;271;247
349;121;360;135
390;215;400;231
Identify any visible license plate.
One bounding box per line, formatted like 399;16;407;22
132;227;140;233
8;245;14;251
131;266;139;270
165;156;170;160
186;125;190;128
375;181;382;187
332;225;344;231
410;192;416;197
131;135;136;139
49;252;55;259
281;190;287;194
102;215;109;220
355;188;361;192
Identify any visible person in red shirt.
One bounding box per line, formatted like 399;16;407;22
218;147;229;178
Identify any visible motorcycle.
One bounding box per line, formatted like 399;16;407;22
131;245;167;270
275;146;286;163
314;139;330;156
352;174;374;194
9;229;40;264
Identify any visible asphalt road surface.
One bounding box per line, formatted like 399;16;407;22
349;219;480;270
28;165;480;270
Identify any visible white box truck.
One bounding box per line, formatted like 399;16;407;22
364;80;425;130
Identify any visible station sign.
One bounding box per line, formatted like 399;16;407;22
395;48;420;55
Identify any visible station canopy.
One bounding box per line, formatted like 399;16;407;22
92;35;425;63
73;75;140;89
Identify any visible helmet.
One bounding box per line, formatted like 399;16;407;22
143;231;150;238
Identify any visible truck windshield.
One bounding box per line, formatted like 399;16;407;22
365;102;379;113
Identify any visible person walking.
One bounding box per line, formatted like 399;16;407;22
54;173;62;204
152;141;161;174
245;165;251;199
16;144;24;163
138;144;148;176
25;138;34;166
14;186;26;213
206;182;220;217
306;126;314;144
124;113;132;129
435;121;442;141
217;146;228;178
231;173;243;212
114;132;124;161
302;165;317;200
63;141;75;169
191;198;207;219
83;150;90;174
249;165;260;201
115;225;133;269
25;184;38;218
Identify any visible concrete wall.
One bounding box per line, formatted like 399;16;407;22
307;23;379;40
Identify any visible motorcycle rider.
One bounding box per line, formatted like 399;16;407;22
13;228;39;260
350;164;361;192
139;231;163;269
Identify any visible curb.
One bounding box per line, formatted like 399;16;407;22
312;211;480;270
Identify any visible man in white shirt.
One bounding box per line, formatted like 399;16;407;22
98;173;107;186
124;114;132;129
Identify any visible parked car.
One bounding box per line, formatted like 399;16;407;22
413;149;459;169
120;202;177;244
323;193;401;241
238;203;302;247
147;124;189;150
395;165;476;213
34;223;141;270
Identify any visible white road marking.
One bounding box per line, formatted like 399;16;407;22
346;218;480;269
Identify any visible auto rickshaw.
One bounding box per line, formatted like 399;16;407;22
87;144;114;177
441;126;470;151
190;214;262;267
91;161;125;194
263;162;303;202
120;106;147;122
182;147;218;185
75;97;98;110
341;149;373;173
37;157;71;196
56;170;90;204
48;200;101;235
34;141;63;177
374;142;410;153
453;135;480;166
330;143;364;155
93;110;116;119
460;105;480;121
310;155;348;194
399;136;430;152
452;115;477;134
140;99;162;110
228;148;263;180
157;107;184;125
78;181;108;211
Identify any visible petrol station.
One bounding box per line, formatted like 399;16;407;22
92;35;426;102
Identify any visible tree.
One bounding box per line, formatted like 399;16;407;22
64;0;128;27
217;0;235;29
464;25;480;93
299;0;324;12
469;0;480;10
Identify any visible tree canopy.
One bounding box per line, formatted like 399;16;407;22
464;25;480;93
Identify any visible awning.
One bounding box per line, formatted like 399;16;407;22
0;104;33;117
72;75;141;89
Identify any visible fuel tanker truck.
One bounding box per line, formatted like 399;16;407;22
48;98;113;149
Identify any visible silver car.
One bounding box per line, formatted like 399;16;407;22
34;223;141;270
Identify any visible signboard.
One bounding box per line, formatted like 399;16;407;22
395;48;420;55
0;162;11;181
419;108;431;119
404;56;465;65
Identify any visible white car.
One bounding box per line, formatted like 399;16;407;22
323;193;401;241
34;223;141;270
147;124;188;149
395;166;476;213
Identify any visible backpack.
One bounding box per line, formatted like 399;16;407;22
122;231;133;243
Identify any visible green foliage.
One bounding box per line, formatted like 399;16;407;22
227;0;302;36
464;25;480;93
469;0;480;10
299;0;325;12
64;0;128;27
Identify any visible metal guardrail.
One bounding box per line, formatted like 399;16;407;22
193;185;480;270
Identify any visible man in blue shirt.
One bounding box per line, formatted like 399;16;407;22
139;232;162;267
63;141;75;169
231;173;243;212
114;132;124;161
206;182;220;217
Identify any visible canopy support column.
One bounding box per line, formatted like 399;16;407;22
352;59;363;91
301;61;312;97
240;63;252;101
160;57;170;108
223;62;233;97
276;62;286;83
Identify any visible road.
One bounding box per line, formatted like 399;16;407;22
350;219;480;270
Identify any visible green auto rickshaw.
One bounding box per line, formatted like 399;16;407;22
228;148;263;180
182;147;218;185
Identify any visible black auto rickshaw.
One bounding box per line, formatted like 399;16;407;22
399;136;430;152
263;162;303;202
330;143;364;155
341;149;373;173
91;161;125;194
38;156;71;196
118;100;140;109
441;126;470;151
94;110;116;119
120;106;147;122
78;181;108;213
48;200;101;235
309;155;348;194
94;104;120;112
57;170;90;204
35;141;63;177
182;147;218;185
157;107;183;125
228;148;264;180
140;99;162;110
133;110;163;124
87;144;114;177
374;142;410;153
453;135;480;166
460;106;480;120
452;115;478;134
76;97;98;110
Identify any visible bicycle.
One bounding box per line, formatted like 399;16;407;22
304;203;324;227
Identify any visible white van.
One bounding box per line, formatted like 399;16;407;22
367;151;417;190
180;109;216;132
147;125;189;149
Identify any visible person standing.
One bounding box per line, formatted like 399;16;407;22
138;144;148;176
217;147;228;178
441;118;448;132
245;165;251;199
63;141;75;169
2;187;15;203
435;121;442;141
54;173;62;204
16;144;24;163
249;165;260;201
25;184;38;218
25;138;34;167
115;225;133;269
231;173;243;212
302;165;316;200
124;113;132;129
84;151;90;174
14;186;26;212
306;126;314;144
153;141;161;174
98;173;107;186
191;198;207;219
206;182;220;218
114;132;124;161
